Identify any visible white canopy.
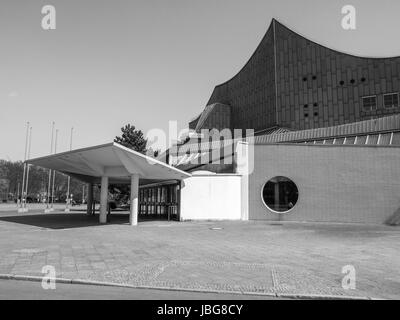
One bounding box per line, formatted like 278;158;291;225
27;142;191;184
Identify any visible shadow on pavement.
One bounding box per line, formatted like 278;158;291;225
0;212;129;229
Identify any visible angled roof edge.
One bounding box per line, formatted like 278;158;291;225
112;142;191;176
206;18;400;106
206;19;275;103
27;142;191;178
275;18;400;60
26;142;115;164
254;114;400;144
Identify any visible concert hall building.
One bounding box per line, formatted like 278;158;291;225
29;19;400;225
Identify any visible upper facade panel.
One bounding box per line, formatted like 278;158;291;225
274;21;400;130
201;19;400;132
207;20;276;132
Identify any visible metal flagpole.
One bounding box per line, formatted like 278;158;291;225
45;122;55;213
65;127;73;212
50;129;58;211
24;126;33;212
16;182;20;209
18;122;30;213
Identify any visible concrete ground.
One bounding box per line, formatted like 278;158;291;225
0;206;399;299
0;279;281;300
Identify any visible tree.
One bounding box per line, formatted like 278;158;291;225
0;159;86;202
114;124;147;154
0;160;23;195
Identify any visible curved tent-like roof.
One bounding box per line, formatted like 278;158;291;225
27;142;191;185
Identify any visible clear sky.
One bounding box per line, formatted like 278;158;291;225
1;0;400;161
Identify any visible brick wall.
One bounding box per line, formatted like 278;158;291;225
248;144;400;224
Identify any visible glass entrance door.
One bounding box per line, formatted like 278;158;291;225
139;183;180;221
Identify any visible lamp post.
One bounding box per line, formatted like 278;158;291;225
45;122;55;213
65;127;73;212
18;122;29;213
16;182;20;209
24;126;33;212
50;129;58;211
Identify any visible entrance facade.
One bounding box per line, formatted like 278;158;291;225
139;183;180;221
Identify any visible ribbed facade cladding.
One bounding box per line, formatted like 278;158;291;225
254;113;400;144
206;21;276;131
196;19;400;132
166;112;400;174
194;103;231;132
275;22;400;130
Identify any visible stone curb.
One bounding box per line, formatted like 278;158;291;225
0;273;373;300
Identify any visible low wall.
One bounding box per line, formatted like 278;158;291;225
180;173;242;220
249;144;400;224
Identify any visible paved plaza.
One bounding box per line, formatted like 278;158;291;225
0;279;283;300
0;206;399;299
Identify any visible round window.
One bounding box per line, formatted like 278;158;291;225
261;176;299;213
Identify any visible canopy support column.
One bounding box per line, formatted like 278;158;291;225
129;174;139;226
100;176;108;224
86;183;93;215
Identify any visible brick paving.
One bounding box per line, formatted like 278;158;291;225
0;208;399;299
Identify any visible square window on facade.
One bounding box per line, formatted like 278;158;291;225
362;96;377;112
383;93;399;109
